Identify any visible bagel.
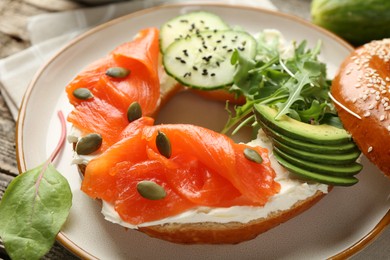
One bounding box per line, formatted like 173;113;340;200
75;126;329;245
67;26;331;245
331;38;390;178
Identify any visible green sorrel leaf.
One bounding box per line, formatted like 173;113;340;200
0;164;72;260
0;111;72;260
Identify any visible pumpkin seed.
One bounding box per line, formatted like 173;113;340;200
72;88;93;100
156;131;171;158
137;180;167;200
76;133;102;155
105;67;130;78
243;148;263;164
127;102;142;122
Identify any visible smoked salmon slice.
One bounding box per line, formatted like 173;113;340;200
142;124;280;206
81;117;280;225
66;27;160;151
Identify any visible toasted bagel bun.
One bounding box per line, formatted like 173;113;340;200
331;39;390;178
138;189;326;244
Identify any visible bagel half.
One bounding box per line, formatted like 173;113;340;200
77;145;329;244
331;39;390;178
72;75;332;244
69;38;330;245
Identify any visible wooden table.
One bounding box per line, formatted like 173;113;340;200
0;0;388;259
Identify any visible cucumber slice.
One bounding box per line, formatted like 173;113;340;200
163;30;257;89
160;11;230;53
274;152;359;186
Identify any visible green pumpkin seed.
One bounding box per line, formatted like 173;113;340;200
106;67;130;78
127;102;142;122
243;148;263;164
73;88;93;100
76;133;102;155
156;131;172;158
137;180;167;200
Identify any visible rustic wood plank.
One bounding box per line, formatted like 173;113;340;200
0;0;83;58
0;33;30;58
0;14;29;41
0;96;18;178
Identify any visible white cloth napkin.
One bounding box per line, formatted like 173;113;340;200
0;0;276;120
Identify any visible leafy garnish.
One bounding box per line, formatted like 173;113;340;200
0;111;72;260
222;31;337;134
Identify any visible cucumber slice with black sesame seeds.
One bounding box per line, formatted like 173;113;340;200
163;30;257;89
160;11;230;53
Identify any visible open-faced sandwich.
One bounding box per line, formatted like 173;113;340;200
65;11;370;244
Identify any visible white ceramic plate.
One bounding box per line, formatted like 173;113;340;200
17;4;390;259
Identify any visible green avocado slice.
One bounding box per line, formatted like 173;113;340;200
260;122;357;154
274;152;359;186
273;147;362;177
254;104;351;145
273;139;361;165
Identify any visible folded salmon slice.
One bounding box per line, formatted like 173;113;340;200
142;124;280;206
66;28;160;151
82;117;280;225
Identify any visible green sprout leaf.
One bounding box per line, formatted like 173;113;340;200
0;111;72;260
222;34;337;135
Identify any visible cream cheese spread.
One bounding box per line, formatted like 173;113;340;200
99;130;328;229
69;128;328;229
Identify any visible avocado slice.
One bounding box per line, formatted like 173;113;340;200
260;122;357;154
273;147;363;177
273;152;359;186
254;104;351;145
273;139;361;165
